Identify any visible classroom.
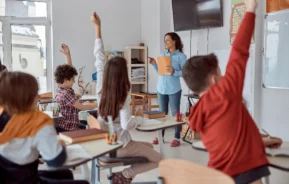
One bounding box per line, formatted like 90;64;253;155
1;0;289;184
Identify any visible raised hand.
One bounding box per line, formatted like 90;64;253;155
91;12;101;26
60;44;70;56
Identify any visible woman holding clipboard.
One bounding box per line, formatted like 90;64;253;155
149;32;186;147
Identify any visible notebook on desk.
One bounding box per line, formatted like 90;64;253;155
142;119;163;126
266;147;289;157
59;128;107;144
143;111;166;119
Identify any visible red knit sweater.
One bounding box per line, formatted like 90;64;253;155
188;12;268;177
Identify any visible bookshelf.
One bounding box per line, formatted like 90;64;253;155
124;46;148;93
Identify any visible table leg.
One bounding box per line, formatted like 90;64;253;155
263;176;270;184
80;163;90;181
157;130;164;156
91;159;96;184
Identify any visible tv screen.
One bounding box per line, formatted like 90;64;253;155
172;0;223;31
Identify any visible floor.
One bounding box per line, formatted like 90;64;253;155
42;128;289;184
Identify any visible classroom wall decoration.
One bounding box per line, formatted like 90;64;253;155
230;0;255;44
267;0;289;13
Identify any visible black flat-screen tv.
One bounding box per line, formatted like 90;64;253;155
172;0;223;31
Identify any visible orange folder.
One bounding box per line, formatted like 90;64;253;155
157;56;171;76
267;0;289;13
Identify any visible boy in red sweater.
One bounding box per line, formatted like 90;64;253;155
183;0;272;183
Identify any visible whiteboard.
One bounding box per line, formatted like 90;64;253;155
263;9;289;89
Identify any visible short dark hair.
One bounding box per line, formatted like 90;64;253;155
54;64;78;84
165;32;184;53
0;72;39;115
182;53;219;94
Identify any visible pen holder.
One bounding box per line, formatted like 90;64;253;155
175;112;185;122
105;133;118;145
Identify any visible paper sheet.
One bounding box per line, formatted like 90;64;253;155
142;119;163;127
64;144;91;166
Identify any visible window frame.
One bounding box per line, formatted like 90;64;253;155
0;0;52;92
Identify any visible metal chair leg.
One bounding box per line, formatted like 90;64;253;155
108;168;112;184
263;176;270;184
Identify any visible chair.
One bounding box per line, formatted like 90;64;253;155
0;155;39;183
157;159;234;184
85;113;151;184
130;92;147;115
92;156;149;184
146;93;159;111
130;92;159;115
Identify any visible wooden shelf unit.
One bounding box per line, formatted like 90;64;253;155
124;46;148;93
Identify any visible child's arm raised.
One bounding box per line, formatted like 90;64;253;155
91;12;105;102
219;0;257;96
60;44;72;66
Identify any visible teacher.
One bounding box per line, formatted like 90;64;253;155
149;32;186;147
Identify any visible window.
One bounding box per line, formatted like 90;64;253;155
0;0;51;94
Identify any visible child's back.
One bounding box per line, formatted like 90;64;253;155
183;0;269;182
189;85;267;176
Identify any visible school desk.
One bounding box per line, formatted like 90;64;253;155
136;115;186;155
192;141;289;184
51;139;123;183
182;93;199;144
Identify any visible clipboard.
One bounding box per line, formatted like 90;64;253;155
157;56;171;76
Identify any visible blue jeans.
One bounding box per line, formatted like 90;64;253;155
157;90;182;139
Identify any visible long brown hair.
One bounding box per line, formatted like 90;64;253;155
0;72;39;115
99;57;130;121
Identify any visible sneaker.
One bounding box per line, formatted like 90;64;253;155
108;172;132;184
170;139;180;147
152;138;159;144
152;137;164;144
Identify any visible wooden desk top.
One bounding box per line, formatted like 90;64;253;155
79;95;97;101
55;139;123;168
183;93;199;99
192;141;289;172
43;111;62;120
79;139;123;159
136;115;186;132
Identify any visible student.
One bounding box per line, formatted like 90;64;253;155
0;60;10;132
182;1;270;184
0;72;88;184
54;45;97;132
149;32;186;147
91;12;162;183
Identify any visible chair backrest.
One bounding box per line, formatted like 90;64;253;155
158;159;235;184
0;155;39;184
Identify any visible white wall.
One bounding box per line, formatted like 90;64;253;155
140;0;160;93
260;3;289;140
51;0;141;91
140;0;267;120
141;0;240;113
